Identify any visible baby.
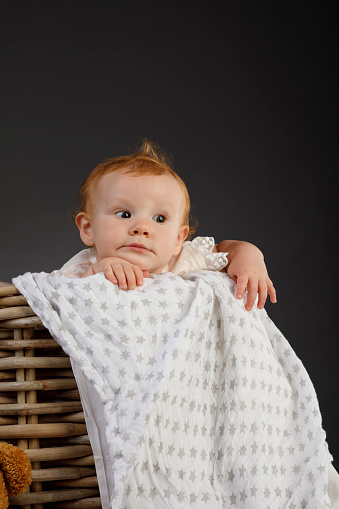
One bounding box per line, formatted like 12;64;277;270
65;139;276;311
13;139;339;507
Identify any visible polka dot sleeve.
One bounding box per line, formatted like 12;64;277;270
191;236;228;271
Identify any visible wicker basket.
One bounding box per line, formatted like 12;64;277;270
0;282;102;508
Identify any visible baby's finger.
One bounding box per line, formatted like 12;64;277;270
103;265;118;285
245;282;258;311
257;280;268;309
121;265;138;290
132;265;145;287
267;279;277;303
112;264;128;290
236;277;248;300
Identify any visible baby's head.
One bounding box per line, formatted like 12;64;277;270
76;140;197;274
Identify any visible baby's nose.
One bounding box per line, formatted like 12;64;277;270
129;223;150;236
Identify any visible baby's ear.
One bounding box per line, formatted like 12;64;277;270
75;212;94;246
173;225;189;255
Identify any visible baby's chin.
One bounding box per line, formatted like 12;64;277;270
103;251;168;275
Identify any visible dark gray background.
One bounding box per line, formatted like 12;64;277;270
1;2;338;465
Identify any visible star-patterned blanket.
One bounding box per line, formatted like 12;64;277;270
13;269;336;508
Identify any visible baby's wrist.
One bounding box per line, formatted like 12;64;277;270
218;240;263;258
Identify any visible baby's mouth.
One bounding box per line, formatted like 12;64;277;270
125;243;152;253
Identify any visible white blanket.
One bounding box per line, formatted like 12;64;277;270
13;269;337;508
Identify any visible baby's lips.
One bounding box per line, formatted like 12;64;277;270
125;243;152;253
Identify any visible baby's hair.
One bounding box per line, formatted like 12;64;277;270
78;139;197;237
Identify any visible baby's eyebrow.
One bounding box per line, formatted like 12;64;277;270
157;200;176;210
107;195;177;212
104;195;131;208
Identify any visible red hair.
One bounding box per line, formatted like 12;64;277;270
78;139;197;237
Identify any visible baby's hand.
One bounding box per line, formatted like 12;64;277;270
218;241;277;311
81;257;149;290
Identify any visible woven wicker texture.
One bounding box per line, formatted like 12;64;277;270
0;282;102;508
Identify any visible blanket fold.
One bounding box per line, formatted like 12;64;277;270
13;269;335;508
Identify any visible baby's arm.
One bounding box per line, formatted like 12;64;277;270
216;240;276;311
81;257;149;290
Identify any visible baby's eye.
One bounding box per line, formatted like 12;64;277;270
153;214;166;223
115;210;131;219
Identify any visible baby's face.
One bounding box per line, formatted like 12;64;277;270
78;171;189;274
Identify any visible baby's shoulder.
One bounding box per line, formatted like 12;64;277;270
59;248;96;278
170;237;228;276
